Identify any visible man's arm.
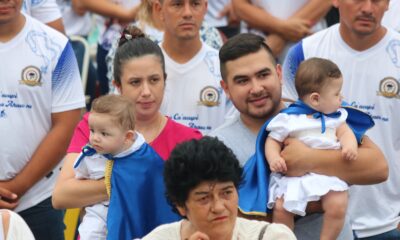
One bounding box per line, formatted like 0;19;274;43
0;109;81;201
290;0;332;27
265;0;332;56
281;136;388;185
232;0;311;41
46;18;66;34
72;0;140;22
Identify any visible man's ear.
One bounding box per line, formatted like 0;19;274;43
154;1;164;22
220;79;230;99
125;130;135;143
276;64;283;86
309;92;320;107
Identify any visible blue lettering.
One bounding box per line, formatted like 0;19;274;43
1;93;18;99
6;100;25;108
350;101;358;108
173;113;181;120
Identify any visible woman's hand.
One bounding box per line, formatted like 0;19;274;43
187;231;210;240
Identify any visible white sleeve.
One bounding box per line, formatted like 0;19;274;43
52;41;85;112
73;154;90;179
28;0;62;23
335;108;349;127
266;114;291;142
282;42;305;101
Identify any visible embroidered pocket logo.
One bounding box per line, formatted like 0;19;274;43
199;86;220;107
377;77;400;99
20;66;42;86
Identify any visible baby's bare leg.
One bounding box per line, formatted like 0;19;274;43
273;197;295;230
320;191;348;240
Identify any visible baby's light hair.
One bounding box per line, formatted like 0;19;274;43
90;94;135;131
295;58;342;99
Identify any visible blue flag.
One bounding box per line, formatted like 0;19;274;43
106;143;180;240
238;101;374;216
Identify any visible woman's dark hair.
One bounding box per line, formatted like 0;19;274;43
164;136;243;215
113;25;166;86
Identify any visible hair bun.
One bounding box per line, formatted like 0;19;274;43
118;25;146;47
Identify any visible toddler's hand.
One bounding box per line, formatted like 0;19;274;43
269;157;287;173
342;146;358;161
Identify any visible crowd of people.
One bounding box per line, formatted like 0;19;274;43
0;0;399;239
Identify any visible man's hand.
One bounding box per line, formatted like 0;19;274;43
279;18;311;42
219;3;239;25
265;34;286;57
0;187;18;209
71;0;87;16
281;138;312;177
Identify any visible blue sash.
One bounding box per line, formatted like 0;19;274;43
106;143;180;240
238;101;374;216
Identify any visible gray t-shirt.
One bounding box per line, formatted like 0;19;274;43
208;114;353;240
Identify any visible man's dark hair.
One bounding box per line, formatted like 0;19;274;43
295;57;342;99
219;33;276;80
164;136;243;215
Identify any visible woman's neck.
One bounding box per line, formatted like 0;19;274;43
135;113;167;143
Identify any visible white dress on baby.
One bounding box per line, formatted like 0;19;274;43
267;108;349;216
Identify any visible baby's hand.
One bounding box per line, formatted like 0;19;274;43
269;157;287;173
342;146;358;161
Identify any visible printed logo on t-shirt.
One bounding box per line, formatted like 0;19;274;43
20;66;42;87
377;77;400;99
199;86;220;107
386;39;400;67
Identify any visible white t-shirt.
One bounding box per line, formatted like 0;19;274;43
160;42;231;134
382;0;400;32
142;218;296;240
22;0;62;24
205;0;229;28
247;0;327;62
0;15;85;212
282;24;400;238
57;0;92;36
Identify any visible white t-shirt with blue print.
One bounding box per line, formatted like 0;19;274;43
0;15;85;212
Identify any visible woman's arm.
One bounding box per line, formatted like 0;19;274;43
52;153;108;209
281;136;388;185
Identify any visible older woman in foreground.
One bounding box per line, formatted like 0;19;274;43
143;136;296;240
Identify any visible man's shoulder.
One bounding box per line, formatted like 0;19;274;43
209;115;243;140
25;14;68;45
301;24;339;49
